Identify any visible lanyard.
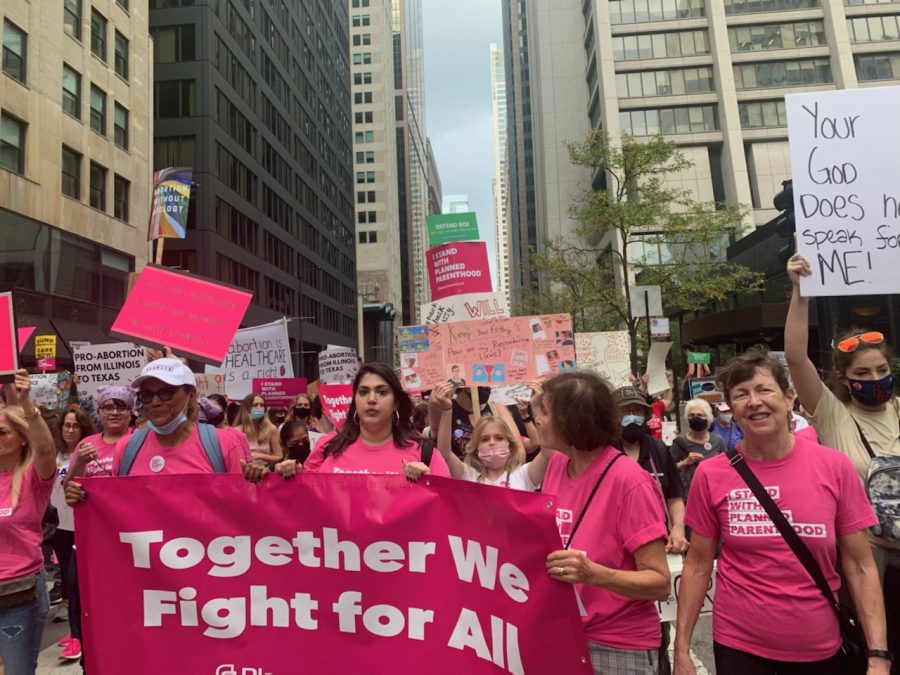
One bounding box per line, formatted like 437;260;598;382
564;452;624;550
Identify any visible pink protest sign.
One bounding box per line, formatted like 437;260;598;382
0;292;17;376
253;377;308;407
397;314;576;392
426;241;493;301
110;265;252;366
74;474;590;675
16;326;36;352
317;382;354;430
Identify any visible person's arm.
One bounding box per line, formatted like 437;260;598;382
666;497;688;553
249;428;283;463
12;369;56;480
673;532;717;675
546;539;670;601
64;440;96;483
839;530;891;674
784;253;825;415
430;382;465;479
493;404;526;463
525;445;554;487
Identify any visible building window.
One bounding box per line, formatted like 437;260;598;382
612;30;709;61
609;0;705;24
90;85;106;135
355;111;373;123
154;135;196;168
615;66;714;98
354;92;373;104
352;15;371;27
114;104;128;149
62;146;81;198
355;130;375;143
89;162;107;211
855;53;900;80
738;100;788;128
91;9;107;61
725;0;819;13
728;21;826;52
62;65;81;119
358;231;377;244
2;20;26;83
352;34;372;47
64;0;82;40
114;31;129;79
0;112;25;174
114;174;129;220
353;72;373;85
151;25;195;63
352;52;372;65
734;58;832;89
117;0;129;10
619;104;718;135
155;79;195;118
849;15;900;43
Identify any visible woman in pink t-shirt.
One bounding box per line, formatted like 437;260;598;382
535;372;670;674
674;350;888;675
0;369;56;675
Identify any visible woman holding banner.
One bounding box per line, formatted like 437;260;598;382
0;370;56;675
236;394;283;464
534;371;670;674
674;349;888;674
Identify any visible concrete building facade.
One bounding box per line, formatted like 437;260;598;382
490;42;511;307
0;0;152;365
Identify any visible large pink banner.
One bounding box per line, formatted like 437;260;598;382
427;241;493;300
75;474;590;674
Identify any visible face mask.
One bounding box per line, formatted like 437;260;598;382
477;445;510;470
146;403;188;436
293;407;310;419
719;413;733;424
621;414;645;428
688;417;708;431
250;409;266;421
848;374;895;406
621;423;645;443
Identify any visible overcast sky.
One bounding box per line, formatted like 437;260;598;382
422;0;503;283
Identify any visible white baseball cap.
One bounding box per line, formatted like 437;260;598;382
131;358;197;389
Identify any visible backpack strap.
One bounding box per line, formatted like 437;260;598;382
419;439;434;467
118;428;150;476
197;423;226;474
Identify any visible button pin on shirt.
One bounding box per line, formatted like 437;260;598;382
149;455;166;473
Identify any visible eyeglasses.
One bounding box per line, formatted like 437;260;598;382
99;403;130;413
837;331;884;353
137;386;182;404
62;423;81;430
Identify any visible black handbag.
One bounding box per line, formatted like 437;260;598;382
724;448;868;674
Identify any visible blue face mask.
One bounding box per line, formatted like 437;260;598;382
848;374;894;406
621;414;645;428
250;409;266;421
146;406;188;436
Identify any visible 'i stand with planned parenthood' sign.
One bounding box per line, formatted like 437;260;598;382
786;85;900;296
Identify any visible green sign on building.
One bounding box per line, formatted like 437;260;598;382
426;212;480;247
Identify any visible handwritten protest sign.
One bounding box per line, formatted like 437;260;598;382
30;372;73;410
396;314;575;392
252;378;308;407
0;292;16;377
205;319;293;399
318;347;359;384
574;331;632;388
110;265;252;365
75;474;590;675
420;292;510;324
426;242;493;301
317;383;354;430
35;335;57;372
787;86;900;296
489;384;533;406
72;343;145;402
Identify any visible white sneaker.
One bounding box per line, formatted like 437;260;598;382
52;604;68;623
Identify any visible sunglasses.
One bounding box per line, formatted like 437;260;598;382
99;402;130;413
837;331;884;353
137;386;183;404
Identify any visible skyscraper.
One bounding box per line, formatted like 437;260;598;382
490;43;511;307
0;0;153;366
150;0;358;377
442;194;470;214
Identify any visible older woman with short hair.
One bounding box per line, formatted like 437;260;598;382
671;398;724;499
535;371;670;674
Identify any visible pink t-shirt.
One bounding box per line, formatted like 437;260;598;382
112;425;249;475
305;433;450;477
0;462;55;579
78;430;132;478
685;437;876;661
543;447;667;650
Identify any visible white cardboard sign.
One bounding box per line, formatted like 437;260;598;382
787;86;900;296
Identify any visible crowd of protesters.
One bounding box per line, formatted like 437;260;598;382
2;254;899;675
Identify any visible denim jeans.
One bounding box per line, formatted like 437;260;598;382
0;568;49;675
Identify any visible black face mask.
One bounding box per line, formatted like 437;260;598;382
621;423;645;443
287;442;311;462
688;417;708;431
293;407;310;419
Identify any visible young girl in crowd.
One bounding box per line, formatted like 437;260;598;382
236;394;283;463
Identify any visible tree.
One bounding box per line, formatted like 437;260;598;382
522;131;764;374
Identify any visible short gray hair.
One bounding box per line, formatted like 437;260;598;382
685;398;713;421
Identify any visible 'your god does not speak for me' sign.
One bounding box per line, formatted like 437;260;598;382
74;474;590;675
787;85;900;296
396;314;575;392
